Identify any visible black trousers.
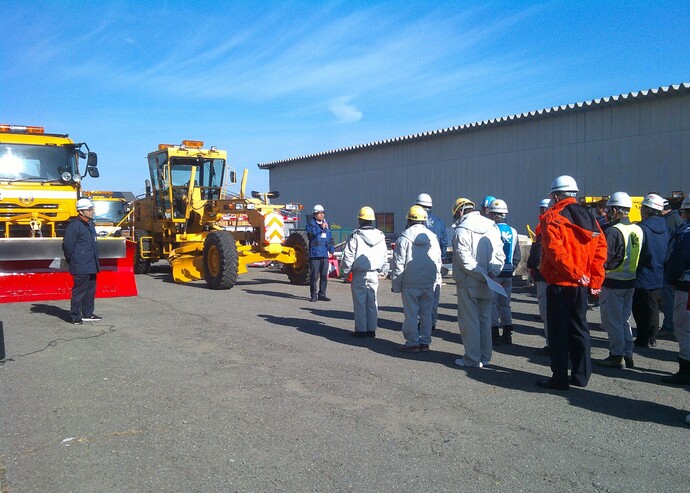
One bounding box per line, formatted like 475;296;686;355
632;288;661;344
546;285;592;387
309;258;329;298
70;274;97;321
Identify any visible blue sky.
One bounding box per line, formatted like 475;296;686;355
2;0;688;196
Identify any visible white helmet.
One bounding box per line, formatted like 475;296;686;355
539;199;551;209
76;198;94;210
488;199;508;214
681;196;690;211
312;204;325;214
415;193;433;208
606;191;632;209
550;175;579;193
641;193;664;212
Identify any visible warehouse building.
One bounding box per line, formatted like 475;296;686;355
258;83;689;239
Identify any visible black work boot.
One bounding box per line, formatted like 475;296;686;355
661;357;690;385
492;326;502;346
596;354;624;369
501;325;513;345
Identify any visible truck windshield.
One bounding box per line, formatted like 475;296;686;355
93;200;128;223
0;144;77;180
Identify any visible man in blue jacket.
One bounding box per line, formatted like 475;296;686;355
306;204;334;302
662;196;690;385
632;194;669;348
62;198;102;324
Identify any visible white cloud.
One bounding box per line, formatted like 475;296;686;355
328;96;363;123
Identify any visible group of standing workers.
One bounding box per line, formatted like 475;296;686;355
308;174;690;395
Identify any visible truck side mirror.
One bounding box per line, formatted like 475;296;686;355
145;179;152;196
87;167;100;178
229;170;237;183
87;152;98;167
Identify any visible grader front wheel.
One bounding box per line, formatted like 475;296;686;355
284;230;311;285
203;231;239;289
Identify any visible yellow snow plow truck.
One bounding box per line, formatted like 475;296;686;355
132;140;311;288
0;124;137;302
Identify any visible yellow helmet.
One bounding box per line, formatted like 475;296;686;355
358;206;375;221
452;197;475;216
407;205;427;222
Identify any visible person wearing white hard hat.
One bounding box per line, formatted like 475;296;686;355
488;199;521;345
451;197;505;368
660;198;684;337
306;204;335;302
537;175;606;390
340;206;388;338
661;196;690;385
631;194;669;348
415;193;447;331
526;199;552;354
596;192;644;370
62;198;102;324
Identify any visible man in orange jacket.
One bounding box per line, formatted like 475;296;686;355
537;175;607;390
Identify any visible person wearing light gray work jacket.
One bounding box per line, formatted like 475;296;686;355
340;207;388;338
391;206;442;352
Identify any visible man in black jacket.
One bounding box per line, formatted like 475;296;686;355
62;198;102;325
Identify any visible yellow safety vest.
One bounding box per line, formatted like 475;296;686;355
606;222;643;281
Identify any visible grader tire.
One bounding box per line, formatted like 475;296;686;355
284;230;311;285
134;229;152;274
203;231;239;289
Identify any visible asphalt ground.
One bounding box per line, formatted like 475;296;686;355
1;265;688;492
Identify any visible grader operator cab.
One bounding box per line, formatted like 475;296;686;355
0;124;137;302
132;140;311;289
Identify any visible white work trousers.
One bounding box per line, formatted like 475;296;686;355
351;270;380;332
600;286;634;357
491;277;513;327
400;286;434;346
431;274;442;326
456;285;492;366
673;289;690;360
536;281;549;341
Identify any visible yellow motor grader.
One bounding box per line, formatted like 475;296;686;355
132;140;311;288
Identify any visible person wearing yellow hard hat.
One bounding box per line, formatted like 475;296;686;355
340;206;388;338
391;205;442;352
451;198;505;368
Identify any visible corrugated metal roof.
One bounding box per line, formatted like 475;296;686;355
257;82;690;169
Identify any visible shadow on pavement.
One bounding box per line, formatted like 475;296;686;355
260;312;688;428
30;303;71;322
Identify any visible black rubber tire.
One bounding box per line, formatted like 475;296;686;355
284;230;311;285
134;229;152;274
203;231;239;289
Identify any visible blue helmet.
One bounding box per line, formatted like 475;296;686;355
482;195;496;208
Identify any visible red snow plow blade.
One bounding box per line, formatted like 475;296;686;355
0;238;138;303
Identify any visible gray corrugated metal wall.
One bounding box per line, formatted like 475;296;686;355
265;91;689;239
